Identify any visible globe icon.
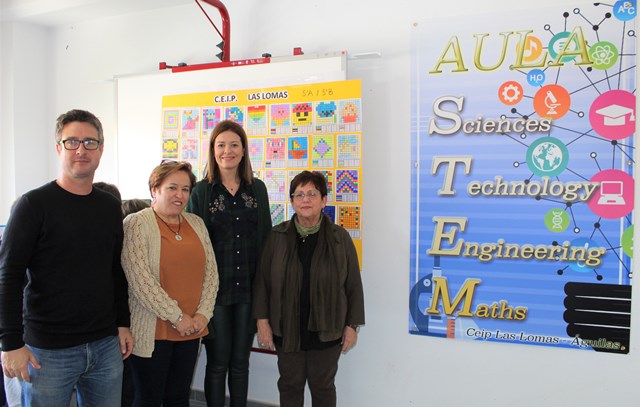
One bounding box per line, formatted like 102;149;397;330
526;137;568;177
532;142;563;172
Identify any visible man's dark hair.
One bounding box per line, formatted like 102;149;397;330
55;109;104;143
93;182;122;201
122;199;150;218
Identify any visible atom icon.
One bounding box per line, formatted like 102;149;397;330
589;40;619;70
591;45;614;64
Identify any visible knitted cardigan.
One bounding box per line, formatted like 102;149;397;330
122;207;218;357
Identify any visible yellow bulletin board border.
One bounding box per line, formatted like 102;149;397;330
162;80;363;266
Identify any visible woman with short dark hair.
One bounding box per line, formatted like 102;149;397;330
253;170;365;407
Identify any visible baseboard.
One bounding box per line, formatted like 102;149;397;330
189;389;207;404
190;389;278;407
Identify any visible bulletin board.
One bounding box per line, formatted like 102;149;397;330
115;52;347;200
161;79;363;264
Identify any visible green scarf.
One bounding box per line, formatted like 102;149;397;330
294;216;322;239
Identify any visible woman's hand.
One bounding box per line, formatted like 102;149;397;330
192;313;209;335
257;319;275;351
175;313;196;337
341;325;358;354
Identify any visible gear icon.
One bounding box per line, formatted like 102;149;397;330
502;84;521;103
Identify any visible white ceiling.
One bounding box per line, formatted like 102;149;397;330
0;0;193;27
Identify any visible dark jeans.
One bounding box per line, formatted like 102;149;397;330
0;372;5;407
276;344;342;407
129;339;200;407
203;303;254;407
122;359;135;407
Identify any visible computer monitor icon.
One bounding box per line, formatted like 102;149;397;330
598;180;625;205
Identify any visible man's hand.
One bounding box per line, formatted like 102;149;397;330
2;347;40;382
118;327;134;359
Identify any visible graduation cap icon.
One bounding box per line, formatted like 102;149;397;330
595;104;635;126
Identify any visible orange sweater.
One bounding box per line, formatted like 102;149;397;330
155;219;208;341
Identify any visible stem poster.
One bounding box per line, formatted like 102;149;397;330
410;2;636;353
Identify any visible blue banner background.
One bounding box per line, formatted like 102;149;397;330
410;2;636;352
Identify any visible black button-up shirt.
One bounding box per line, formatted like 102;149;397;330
208;182;258;305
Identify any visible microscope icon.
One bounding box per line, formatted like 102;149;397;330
545;90;561;115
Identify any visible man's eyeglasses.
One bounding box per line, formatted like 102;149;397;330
59;138;102;150
291;190;320;200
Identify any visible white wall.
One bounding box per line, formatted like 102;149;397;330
2;1;640;406
0;21;52;220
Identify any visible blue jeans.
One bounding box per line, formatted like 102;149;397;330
23;336;123;407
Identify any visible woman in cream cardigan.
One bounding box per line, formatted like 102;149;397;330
122;161;218;406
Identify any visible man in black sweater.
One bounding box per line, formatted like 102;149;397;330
0;109;133;406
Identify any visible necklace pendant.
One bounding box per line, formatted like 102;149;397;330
175;234;183;241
